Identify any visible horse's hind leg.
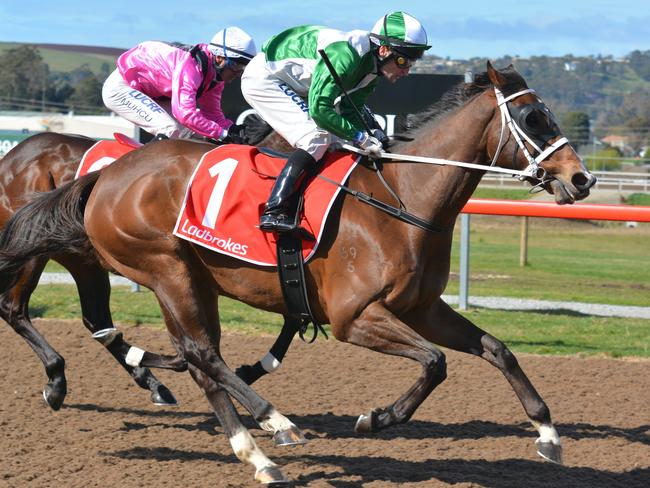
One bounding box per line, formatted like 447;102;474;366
143;270;302;483
149;258;307;449
187;364;288;484
235;315;300;385
411;299;562;464
59;256;183;406
332;302;448;434
0;257;67;410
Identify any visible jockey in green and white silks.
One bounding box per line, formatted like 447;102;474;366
241;11;430;234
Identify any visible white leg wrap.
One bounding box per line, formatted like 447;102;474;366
532;421;561;445
259;409;296;433
125;346;145;367
229;429;276;471
260;353;281;373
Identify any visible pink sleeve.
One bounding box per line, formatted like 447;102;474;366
170;57;231;139
199;83;233;132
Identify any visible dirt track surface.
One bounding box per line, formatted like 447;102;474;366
1;319;649;487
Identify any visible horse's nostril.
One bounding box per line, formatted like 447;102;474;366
572;172;595;189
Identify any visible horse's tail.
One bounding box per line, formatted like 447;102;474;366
0;171;100;293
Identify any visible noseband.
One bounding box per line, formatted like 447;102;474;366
491;87;569;184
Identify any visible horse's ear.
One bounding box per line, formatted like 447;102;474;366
486;60;508;87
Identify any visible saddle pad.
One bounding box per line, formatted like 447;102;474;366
173;144;359;266
75;137;138;179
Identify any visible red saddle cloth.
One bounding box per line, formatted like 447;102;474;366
75;133;142;179
173;145;359;266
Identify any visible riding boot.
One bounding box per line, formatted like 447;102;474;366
259;149;316;233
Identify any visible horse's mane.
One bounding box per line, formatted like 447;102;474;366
403;71;493;136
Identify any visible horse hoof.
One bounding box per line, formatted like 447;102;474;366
354;409;379;434
255;466;289;485
536;440;563;465
42;382;66;411
273;425;308;446
150;384;178;407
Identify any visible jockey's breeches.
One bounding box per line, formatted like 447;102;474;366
241;53;331;161
102;70;184;138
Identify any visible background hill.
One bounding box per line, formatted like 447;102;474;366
1;42;649;166
0;42;123;76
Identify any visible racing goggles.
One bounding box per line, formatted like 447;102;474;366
392;53;415;69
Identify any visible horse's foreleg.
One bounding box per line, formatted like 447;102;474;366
235;315;300;385
334;301;447;433
0;257;67;410
411;299;562;464
187;364;288;484
61;257;181;406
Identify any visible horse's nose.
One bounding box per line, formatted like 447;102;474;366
573;171;597;191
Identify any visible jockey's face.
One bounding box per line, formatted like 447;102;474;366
378;45;412;83
215;56;244;84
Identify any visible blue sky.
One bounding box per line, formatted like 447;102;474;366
2;0;649;59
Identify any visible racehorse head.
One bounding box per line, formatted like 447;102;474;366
484;61;596;203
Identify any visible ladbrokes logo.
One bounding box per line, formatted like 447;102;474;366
180;219;249;256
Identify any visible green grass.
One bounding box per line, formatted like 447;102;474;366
626;193;650;206
44;214;650;307
34;210;650;358
0;42;118;75
455;308;649;358
38;47;116;74
447;217;650;306
28;284;649;358
471;187;534;200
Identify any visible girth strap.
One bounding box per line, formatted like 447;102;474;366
275;231;327;343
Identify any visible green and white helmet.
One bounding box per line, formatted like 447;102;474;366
370;11;431;59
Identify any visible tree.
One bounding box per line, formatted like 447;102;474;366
66;75;105;114
560;111;590;147
584;146;623;171
625;116;650;155
0;45;50;109
628;50;650;82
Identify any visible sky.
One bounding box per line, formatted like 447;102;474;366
1;0;649;59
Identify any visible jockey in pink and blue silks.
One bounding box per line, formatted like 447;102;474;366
102;27;256;143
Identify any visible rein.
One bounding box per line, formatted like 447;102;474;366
343;87;569;182
325;86;571;234
316;170;450;234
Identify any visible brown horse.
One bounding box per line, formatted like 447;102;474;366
0;132;187;410
0;63;595;484
0;119;278;411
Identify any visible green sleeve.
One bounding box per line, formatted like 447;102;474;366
308;41;373;141
339;81;378;131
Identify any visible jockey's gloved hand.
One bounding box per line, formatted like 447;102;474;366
371;128;390;150
353;131;383;157
223;124;248;145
